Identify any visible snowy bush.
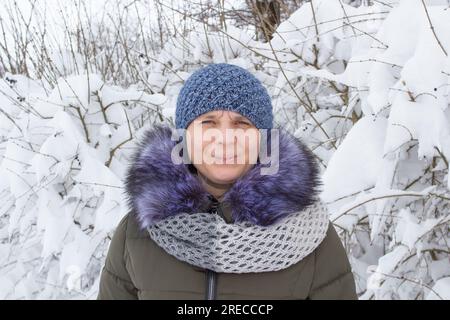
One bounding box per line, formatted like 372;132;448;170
265;0;450;299
0;72;169;298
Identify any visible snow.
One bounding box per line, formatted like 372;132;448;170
322;115;388;202
396;207;449;252
426;277;450;300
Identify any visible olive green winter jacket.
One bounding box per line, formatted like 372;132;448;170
97;206;357;300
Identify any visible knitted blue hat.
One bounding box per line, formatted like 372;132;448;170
175;63;273;129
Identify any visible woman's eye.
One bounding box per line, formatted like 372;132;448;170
201;120;214;125
237;121;250;126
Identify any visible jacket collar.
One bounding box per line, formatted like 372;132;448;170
124;125;322;230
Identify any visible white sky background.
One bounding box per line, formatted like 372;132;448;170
1;0;149;42
0;0;247;48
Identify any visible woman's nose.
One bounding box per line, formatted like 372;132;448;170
215;126;238;143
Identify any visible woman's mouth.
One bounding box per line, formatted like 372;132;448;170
214;155;238;163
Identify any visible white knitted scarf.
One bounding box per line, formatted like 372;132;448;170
146;199;330;273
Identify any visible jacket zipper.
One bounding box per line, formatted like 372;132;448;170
205;200;222;300
205;269;217;300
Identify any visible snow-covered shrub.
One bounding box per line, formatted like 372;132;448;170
266;0;450;299
0;71;169;298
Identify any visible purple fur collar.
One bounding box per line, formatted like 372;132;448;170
124;125;322;230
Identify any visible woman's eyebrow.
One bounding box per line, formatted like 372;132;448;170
232;116;249;121
201;113;247;121
202;114;217;119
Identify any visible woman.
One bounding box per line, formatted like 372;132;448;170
97;63;358;300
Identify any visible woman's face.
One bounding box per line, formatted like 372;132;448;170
186;110;260;185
